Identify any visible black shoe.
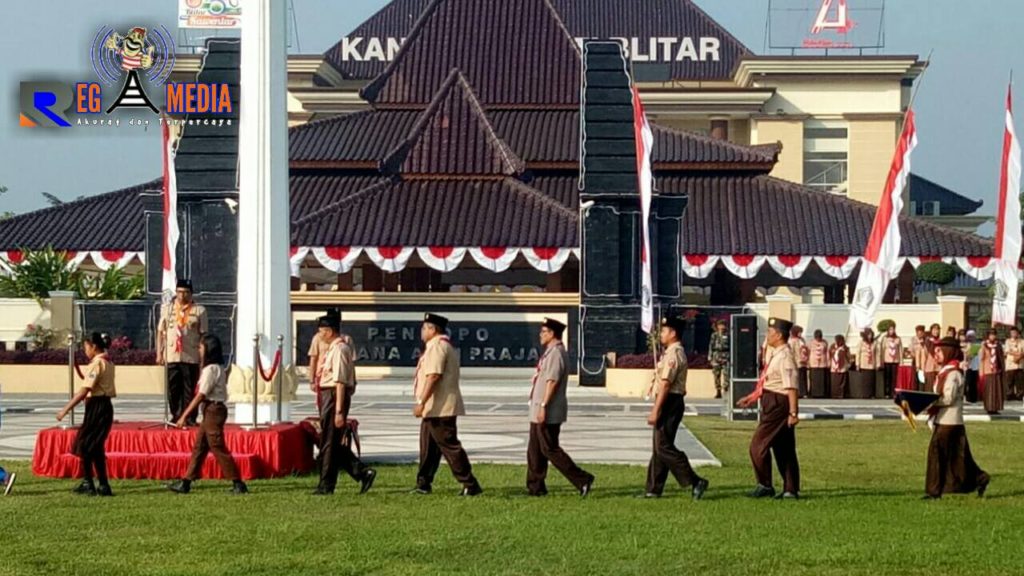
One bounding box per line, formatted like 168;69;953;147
747;484;776;499
167;479;191;494
312;486;334;496
359;469;377;495
231;481;249;495
978;475;991;498
714;392;722;399
635;492;661;499
692;478;709;501
580;476;595;498
528;490;548;497
73;480;96;496
96;485;114;497
459;485;483;497
774;491;799;500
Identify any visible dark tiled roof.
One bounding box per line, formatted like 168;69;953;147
380;70;525;176
0;179;156;251
290;174;388;221
909;173;983;216
292;177;578;247
290;109;777;168
325;0;749;82
360;0;582;107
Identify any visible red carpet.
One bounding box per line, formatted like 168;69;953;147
32;422;314;480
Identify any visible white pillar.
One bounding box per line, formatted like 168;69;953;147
235;0;291;423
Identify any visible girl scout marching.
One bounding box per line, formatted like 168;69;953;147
52;313;991;502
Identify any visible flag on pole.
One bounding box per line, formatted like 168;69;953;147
632;86;655;333
992;82;1022;327
850;109;918;330
161;121;180;304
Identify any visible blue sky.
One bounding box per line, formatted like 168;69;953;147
2;0;1022;233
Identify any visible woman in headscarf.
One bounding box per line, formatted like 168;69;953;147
829;335;850;399
978;329;1005;415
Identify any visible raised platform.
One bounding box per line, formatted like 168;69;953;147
32;421;314;480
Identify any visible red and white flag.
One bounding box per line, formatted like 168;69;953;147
992;83;1022;326
633;86;654;333
850;109;918;330
161;121;180;303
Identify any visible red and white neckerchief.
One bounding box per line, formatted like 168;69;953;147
863;341;875;365
413;335;450;398
813;340;825;362
172;301;193;354
886;337;899;360
797;338;809;365
316;337;343;390
985;341;1000;369
935;359;961;392
831;346;845;371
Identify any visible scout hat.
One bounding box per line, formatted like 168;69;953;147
325;307;342;321
542;318;566;339
423;313;449;331
176;278;194;291
894;389;940;431
768;317;793;337
318;314;340;332
661;316;686;335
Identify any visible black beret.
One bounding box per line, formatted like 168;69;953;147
317;315;340;332
542;317;566;338
661;316;686;334
768;317;794;335
176;278;193;291
424;313;449;331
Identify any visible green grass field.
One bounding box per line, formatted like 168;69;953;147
3;420;1023;576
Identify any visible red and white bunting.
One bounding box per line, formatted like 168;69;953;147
906;256;953;268
90;250;140;271
523;247;572;273
767;255;813;280
64;251;89;268
0;250;24;267
681;254;719;279
417;247;467;272
365;246;415;273
886;257;908;276
289;246;310;278
721;255;766;280
955;256;996;281
814;256;860;279
311;246;362;274
470;247;519;272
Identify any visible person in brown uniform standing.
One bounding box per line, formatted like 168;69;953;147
1004;327;1024;400
881;323;903;397
313;315;376;496
168;334;248;495
157;279;207;426
57;332;116;497
788;325;809;398
738;318;801;499
979;329;1005;415
412;313;482;496
526;318;594;497
640;316;709;501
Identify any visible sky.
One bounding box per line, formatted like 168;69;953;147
1;0;1022;233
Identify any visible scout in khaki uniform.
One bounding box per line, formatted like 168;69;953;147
738;318;800;499
1003;327;1024;400
709;320;730;399
640;317;709;501
157;279;208;426
313;315;376;496
167;334;248;495
57;332;116;497
979;329;1005;415
526;318;594;497
924;337;990;499
807;329;829;398
829;335;850;399
307;309;352;394
788;325;809;398
881;324;903;397
412;313;482;496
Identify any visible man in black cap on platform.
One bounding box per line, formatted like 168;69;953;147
412;313;482;496
526;318;594;497
641;316;710;501
157;279;207;426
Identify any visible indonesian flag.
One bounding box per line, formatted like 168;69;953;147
633;86;654;334
161;121;180;303
992;83;1022;326
850;109;918;330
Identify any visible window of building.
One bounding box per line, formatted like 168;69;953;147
803;120;848;195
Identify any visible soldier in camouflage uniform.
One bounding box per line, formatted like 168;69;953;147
710;320;730;399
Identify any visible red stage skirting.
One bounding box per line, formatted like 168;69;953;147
896;366;917;392
32;422;314;480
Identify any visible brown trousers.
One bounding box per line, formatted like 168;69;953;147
926;424;988;497
318;388;367;491
416;417;479;490
526;423;592;495
808;368;828;398
797;367;809;397
645;394;699;495
1006;369;1024;399
830;371;848;399
981;374;1005;413
750;391;800;494
185;402;239;481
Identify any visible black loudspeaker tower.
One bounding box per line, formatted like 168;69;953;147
730;314;759;411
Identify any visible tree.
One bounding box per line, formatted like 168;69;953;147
915;262;958;295
0;246;144;301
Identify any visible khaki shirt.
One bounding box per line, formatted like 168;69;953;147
912;336;939;373
788;337;808;368
197;364;227;403
656;342;687;396
416;336;465;418
933;364;964;426
83;354;116;398
980;342;1003;377
529;341;569;424
830;345;849;373
882;336;902;364
857;341;878;370
320;338;356;390
1005;337;1023;371
159;302;208;364
311;332;355;386
763;344;798;394
808;339;828;369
